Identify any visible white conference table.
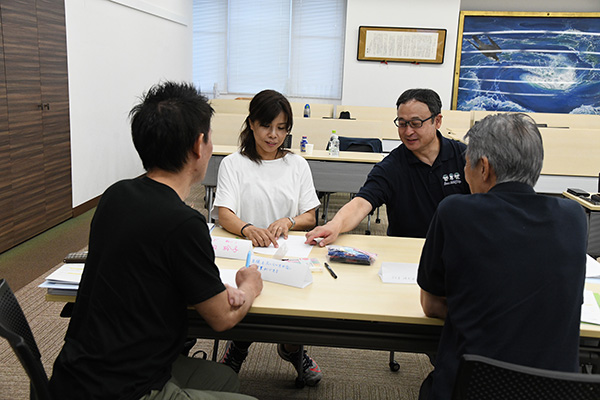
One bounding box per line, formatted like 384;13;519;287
186;229;600;374
46;229;600;382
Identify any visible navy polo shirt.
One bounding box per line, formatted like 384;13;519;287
356;132;470;238
417;182;587;399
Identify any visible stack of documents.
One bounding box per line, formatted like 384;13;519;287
39;263;83;295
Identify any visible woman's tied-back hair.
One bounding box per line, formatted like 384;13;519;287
130;81;214;172
465;113;544;187
239;89;293;163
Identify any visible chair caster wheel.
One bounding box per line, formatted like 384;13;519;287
295;377;305;388
365;230;371;235
389;361;400;372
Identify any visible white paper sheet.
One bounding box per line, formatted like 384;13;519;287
44;263;84;284
586;254;600;278
582;290;600;325
253;235;313;259
378;262;418;284
218;268;238;288
39;281;79;290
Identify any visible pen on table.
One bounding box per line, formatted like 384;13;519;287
245;250;252;268
324;262;337;279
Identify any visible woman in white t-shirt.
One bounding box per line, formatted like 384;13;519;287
213;90;323;386
214;89;320;248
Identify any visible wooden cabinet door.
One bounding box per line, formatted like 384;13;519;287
0;33;13;250
0;0;72;253
2;0;47;247
37;0;72;227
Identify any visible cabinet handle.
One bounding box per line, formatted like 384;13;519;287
38;103;50;110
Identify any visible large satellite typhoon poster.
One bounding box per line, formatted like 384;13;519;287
452;12;600;114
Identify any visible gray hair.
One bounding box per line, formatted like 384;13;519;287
465;113;544;187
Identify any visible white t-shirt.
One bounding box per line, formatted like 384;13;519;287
212;151;321;229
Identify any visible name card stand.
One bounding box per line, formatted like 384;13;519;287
250;255;313;288
212;236;253;260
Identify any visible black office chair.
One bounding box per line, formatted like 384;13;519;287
320;137;383;233
339;137;382;153
339;137;384;233
0;279;52;400
452;354;600;400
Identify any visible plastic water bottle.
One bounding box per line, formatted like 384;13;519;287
329;131;339;157
300;136;308;152
303;104;311;118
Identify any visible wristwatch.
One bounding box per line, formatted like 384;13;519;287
288;217;296;229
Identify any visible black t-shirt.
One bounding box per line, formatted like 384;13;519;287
418;182;587;399
356;132;470;238
49;176;226;400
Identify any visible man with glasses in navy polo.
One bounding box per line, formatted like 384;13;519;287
306;88;470;244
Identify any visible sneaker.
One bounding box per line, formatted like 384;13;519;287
277;344;323;386
219;341;248;373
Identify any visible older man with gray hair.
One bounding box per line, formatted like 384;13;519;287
417;113;588;400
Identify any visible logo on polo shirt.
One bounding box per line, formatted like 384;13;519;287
442;172;463;186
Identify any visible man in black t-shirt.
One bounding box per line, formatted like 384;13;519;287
417;113;587;400
49;82;263;400
305;88;470;244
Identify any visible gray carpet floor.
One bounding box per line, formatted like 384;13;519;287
0;184;433;399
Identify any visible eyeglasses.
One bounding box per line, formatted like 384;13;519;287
394;114;435;129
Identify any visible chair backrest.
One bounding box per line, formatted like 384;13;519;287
452;354;600;400
0;279;52;400
338;137;382;153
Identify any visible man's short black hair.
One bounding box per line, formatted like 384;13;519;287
129;81;214;172
396;88;442;116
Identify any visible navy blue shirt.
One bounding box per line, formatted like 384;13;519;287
418;182;587;399
356;132;470;238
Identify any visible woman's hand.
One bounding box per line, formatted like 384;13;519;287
244;225;279;248
267;217;293;240
218;207;279;247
